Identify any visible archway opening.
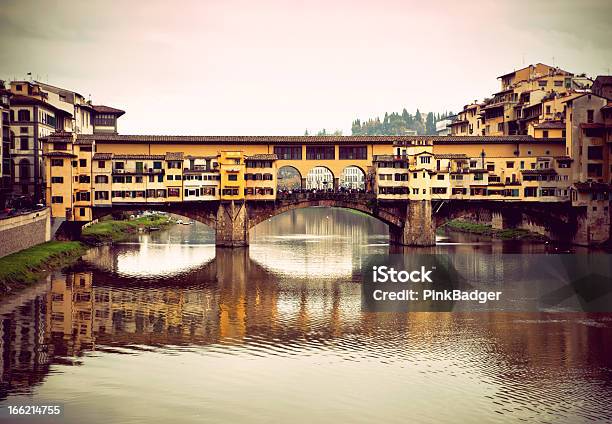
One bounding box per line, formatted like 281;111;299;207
306;166;334;190
277;166;302;190
340;166;365;190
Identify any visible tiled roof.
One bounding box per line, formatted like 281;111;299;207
373;155;407;161
165;152;184;160
92;105;125;116
43;151;76;158
76;134;564;146
434;153;468;159
246;154;278;160
93;153;112;160
521;168;557;175
574;182;610;192
113;154;166;160
534;121;565;129
73;139;93;145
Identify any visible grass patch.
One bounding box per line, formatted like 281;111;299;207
440;219;548;242
81;214;172;244
0;241;86;293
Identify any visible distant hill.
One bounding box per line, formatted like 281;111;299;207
351;109;453;136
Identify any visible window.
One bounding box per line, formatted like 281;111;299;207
95;191;110;200
51;159;64;166
497;123;503;132
19;127;28;134
473;173;484;181
587;110;594;123
51;176;63;183
228;174;238;181
339;146;367;160
538;80;547;87
306;146;334;160
114;161;125;170
94;114;116;127
76;192;91;201
20;137;28;150
274;146;302;160
98;160;106;168
545;105;551;114
437;174;445;180
420;155;431;164
153;161;162;169
543;130;549;138
78;175;90;183
167;161;182;169
95;175;108;184
168;188;180;197
51;196;63;203
135;176;143;183
79;159;87;167
588;146;603;160
506;161;514;168
79;208;86;216
17;110;30;121
554;80;563;87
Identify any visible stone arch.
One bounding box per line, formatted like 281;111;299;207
339;165;366;190
305;166;335;190
247;198;404;231
91;202;219;229
277;165;302;190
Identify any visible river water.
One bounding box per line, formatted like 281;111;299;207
1;208;611;423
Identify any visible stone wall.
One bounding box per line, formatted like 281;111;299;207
0;208;51;258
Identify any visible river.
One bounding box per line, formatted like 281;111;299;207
1;208;611;423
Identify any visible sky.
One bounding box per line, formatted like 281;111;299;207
0;0;611;135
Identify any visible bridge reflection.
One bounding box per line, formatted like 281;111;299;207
1;248;612;401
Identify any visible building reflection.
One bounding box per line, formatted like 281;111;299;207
1;248;612;401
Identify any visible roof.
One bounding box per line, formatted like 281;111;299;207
10;94;67;114
73;138;93;145
43;151;76;158
113;154;166;160
434;153;468;159
246;154;278;160
521;168;557;175
92;105;125;116
165;152;184;161
93;153;112;160
534;121;565;129
574;182;610;192
75;134;565;146
372;155;407;161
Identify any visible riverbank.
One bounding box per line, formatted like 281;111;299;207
81;214;173;244
439;219;548;241
0;241;86;294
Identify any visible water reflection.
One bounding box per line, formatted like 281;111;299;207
0;208;611;423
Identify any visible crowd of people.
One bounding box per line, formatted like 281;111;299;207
277;187;369;197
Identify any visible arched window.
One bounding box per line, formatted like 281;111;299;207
17;110;31;121
19;159;30;180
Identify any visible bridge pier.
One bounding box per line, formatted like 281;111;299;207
389;200;436;246
215;201;249;248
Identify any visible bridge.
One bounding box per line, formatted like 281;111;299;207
76;191;593;247
43;132;611;247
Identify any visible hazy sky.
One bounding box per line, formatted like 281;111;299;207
1;0;611;135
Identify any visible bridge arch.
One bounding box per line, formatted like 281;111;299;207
339;165;366;190
306;166;335;190
277;165;303;190
247;196;404;231
91;202;219;229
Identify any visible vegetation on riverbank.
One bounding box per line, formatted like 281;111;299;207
81;214;172;244
0;241;86;293
439;219;548;241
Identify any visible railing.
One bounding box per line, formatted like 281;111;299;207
276;190;375;203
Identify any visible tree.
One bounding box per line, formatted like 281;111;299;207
304;129;309;136
425;112;436;135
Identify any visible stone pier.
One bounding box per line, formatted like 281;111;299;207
389;200;436;246
215;201;249;247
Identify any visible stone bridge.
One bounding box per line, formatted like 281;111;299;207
74;192;606;247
